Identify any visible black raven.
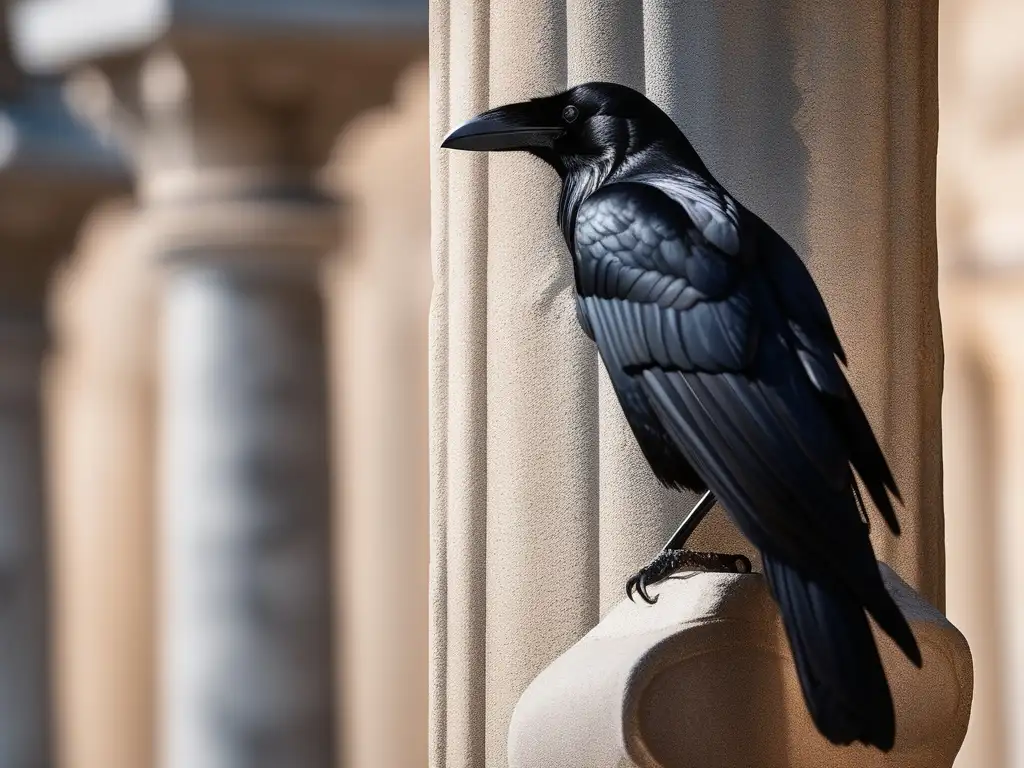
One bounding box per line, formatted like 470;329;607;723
442;81;921;751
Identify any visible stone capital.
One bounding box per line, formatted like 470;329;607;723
13;3;426;266
508;566;973;768
14;1;426;185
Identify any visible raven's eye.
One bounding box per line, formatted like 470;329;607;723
562;105;579;123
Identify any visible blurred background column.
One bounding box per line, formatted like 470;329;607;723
45;201;158;768
939;3;1024;766
13;2;424;767
0;2;129;764
328;61;432;768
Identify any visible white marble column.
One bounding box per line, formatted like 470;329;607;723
0;8;129;762
159;206;338;768
430;0;955;766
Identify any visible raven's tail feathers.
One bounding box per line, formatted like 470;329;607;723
763;552;913;752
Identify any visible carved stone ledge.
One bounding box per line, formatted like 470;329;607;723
509;565;972;768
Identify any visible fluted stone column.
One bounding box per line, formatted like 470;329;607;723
0;8;129;762
430;0;961;766
14;3;424;766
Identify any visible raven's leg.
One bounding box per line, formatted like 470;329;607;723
626;491;752;604
662;489;718;551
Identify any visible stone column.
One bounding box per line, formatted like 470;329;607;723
0;9;129;762
329;62;432;768
136;54;414;768
13;3;425;765
430;0;956;766
972;289;1024;768
46;202;158;768
157;176;338;768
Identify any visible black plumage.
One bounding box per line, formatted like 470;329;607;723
442;81;921;751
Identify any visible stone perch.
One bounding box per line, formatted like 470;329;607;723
509;564;972;768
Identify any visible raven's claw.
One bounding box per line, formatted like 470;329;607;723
626;548;753;606
627;569;658;604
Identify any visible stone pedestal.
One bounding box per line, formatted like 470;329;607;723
509;568;972;768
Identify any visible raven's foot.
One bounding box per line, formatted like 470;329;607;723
626;549;752;605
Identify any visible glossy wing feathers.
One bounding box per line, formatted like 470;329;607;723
758;223;903;533
573;182;756;375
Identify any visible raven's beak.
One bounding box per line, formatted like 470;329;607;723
441;104;563;151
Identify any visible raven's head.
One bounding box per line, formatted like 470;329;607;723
441;81;681;175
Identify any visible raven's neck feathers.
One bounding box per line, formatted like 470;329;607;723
557;127;715;249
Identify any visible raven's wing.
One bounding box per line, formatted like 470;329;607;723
755;220;902;532
572;178;914;647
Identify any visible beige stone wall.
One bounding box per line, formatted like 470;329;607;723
939;2;1024;766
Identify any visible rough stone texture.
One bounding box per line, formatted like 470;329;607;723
509;566;972;768
429;1;949;766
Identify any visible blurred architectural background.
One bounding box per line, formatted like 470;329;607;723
3;1;430;767
941;1;1024;766
0;0;1016;766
